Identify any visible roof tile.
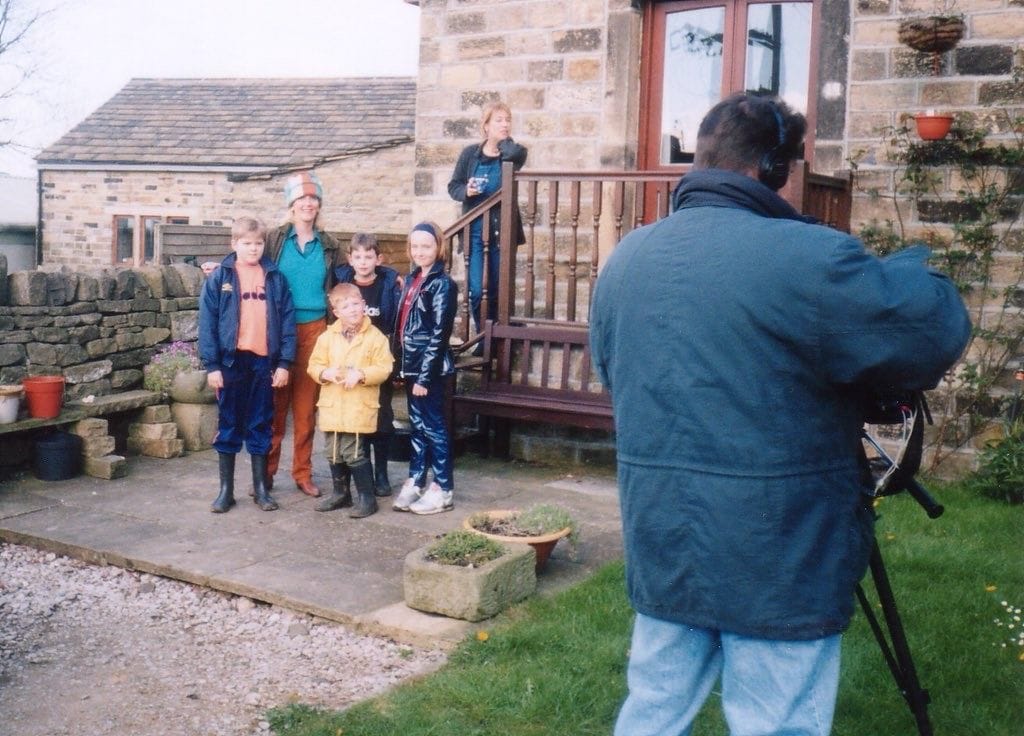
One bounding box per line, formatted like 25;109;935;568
37;77;416;168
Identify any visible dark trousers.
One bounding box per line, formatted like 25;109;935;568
213;351;273;455
405;379;453;492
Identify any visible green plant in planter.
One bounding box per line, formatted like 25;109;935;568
426;530;505;567
468;503;580;558
143;341;202;396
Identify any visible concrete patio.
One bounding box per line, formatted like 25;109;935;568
0;433;623;650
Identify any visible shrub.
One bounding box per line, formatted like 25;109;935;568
426;530;505;567
143;341;201;395
965;425;1024;504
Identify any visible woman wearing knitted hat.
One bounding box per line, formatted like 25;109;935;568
263;171;343;497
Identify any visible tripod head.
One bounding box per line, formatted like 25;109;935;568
861;391;944;519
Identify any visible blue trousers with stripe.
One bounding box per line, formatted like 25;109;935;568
213;351;274;456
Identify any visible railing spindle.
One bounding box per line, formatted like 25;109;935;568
567;180;581;322
546;180;559;320
525;180;538;319
589;181;603;320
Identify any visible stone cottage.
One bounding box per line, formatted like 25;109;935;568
36;77;416;269
408;0;1023;235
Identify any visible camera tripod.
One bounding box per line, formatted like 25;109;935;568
859;394;942;736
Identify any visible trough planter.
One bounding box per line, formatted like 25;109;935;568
403;541;536;622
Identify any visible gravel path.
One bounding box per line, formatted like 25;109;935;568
0;542;447;736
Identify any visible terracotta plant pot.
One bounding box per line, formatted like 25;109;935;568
463;510;572;572
914;113;954;141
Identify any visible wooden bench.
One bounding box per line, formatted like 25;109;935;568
452;320;613;457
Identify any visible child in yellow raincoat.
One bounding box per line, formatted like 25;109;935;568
307;283;393;518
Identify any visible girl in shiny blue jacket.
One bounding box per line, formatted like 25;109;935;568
391;222;459;515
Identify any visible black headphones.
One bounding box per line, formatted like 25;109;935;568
757;101;791;191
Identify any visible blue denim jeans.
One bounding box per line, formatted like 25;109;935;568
468;221;500;331
614;613;840;736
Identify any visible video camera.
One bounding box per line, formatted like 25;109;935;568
860;390;943;517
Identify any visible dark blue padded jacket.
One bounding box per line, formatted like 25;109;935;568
590;169;971;640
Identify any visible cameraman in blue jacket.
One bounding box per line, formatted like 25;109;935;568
590;93;970;736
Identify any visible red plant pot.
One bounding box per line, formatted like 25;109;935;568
915;114;953;141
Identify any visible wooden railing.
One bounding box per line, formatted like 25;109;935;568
442;161;852;347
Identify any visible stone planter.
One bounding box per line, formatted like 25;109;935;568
168;370;217;404
168;370;218;451
170;402;219;451
403;541;536;622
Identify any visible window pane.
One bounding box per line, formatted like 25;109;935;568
744;3;812;114
660;6;726;164
143;216;160;263
115;216;133;263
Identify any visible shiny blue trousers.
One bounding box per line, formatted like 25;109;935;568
614;613;840;736
212;351;273;456
468;222;500;331
405;379;453;492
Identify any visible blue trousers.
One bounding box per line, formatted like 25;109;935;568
405;379;453;492
213;351;274;456
614;613;840;736
468;222;500;330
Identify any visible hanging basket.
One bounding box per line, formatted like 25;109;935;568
897;16;965;54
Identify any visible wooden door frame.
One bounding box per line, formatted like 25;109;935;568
638;0;821;173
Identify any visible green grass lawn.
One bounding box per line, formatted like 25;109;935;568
269;483;1022;736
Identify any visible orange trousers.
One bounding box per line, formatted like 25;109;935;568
268;318;325;484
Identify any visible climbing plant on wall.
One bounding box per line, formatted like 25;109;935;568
854;108;1024;470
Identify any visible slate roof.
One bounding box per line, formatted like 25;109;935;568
37;77;416;169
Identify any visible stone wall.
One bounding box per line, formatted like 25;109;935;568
847;0;1023;231
40;143;415;270
0;254;204;400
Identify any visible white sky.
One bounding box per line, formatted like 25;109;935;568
0;0;421;177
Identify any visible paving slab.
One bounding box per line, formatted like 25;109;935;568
0;437;623;650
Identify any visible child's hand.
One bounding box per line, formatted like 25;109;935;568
272;367;290;388
341;367;364;389
412;382;428;397
207;370;224;390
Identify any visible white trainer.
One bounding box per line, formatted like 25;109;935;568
392;479;423;512
409;483;454;515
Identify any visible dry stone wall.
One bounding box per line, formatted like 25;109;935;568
0;254;203;401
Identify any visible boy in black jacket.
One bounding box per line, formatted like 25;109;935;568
332;233;402;497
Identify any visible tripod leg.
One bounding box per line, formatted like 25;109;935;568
858;539;934;736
